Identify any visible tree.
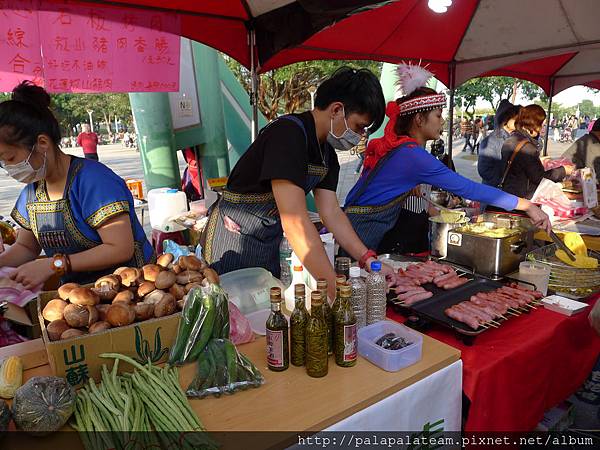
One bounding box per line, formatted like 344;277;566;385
578;99;596;119
454;76;545;117
225;58;382;120
62;93;132;137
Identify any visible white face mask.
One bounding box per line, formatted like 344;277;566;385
327;107;363;151
2;145;47;184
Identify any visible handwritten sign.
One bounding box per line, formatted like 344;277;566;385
0;0;43;88
0;0;180;92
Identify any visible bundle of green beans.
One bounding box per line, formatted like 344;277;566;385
72;353;217;450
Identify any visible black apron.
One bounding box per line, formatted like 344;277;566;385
202;116;328;278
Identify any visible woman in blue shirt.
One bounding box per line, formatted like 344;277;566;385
0;82;154;288
342;68;550;255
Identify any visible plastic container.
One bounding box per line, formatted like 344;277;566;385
219;267;285;315
245;309;290;335
518;261;551;295
147;188;188;232
357;320;423;372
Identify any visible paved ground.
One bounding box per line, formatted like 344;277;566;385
0;144;187;221
0;138;572;221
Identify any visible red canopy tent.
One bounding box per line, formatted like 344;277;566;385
39;0;600;148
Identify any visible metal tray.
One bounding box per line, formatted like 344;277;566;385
526;244;600;298
389;277;509;336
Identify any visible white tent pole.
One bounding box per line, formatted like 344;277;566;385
249;28;259;141
446;62;456;167
543;79;555;157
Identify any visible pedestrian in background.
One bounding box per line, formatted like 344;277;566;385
77;123;99;161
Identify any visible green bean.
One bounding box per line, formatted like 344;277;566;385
131;376;183;431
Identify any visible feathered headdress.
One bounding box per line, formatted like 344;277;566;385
358;62;445;174
395;62;446;116
396;62;435;97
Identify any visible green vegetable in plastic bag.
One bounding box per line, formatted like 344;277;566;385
186;339;264;399
169;282;230;365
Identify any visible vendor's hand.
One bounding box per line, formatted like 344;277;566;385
589;301;600;336
524;202;551;233
9;258;52;290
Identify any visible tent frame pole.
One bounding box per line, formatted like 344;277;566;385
249;28;259;141
446;62;456;167
543;79;555;157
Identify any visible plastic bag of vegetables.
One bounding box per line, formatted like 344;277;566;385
186;338;264;399
169;282;230;365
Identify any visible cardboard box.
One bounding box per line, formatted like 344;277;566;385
37;290;181;388
2;300;41;339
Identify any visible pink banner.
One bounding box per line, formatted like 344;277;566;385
0;0;43;89
0;0;180;93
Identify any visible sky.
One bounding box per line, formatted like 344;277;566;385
539;85;600;107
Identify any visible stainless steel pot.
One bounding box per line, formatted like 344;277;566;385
429;216;470;258
430;190;449;207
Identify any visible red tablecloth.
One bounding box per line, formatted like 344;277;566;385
387;294;600;432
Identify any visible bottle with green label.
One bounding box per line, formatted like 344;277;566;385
266;287;289;371
334;284;358;367
290;283;309;366
305;291;328;378
316;278;333;355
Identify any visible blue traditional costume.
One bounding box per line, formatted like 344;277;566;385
10;157;154;284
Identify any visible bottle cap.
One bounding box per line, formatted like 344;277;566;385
349;266;361;278
340;285;352;297
270;287;282;301
294;284;305;296
370;260;382;271
335;256;351;268
316;278;327;290
310;290;322;305
335;275;346;285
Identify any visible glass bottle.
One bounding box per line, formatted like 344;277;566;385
348;266;367;329
316;278;334;355
331;275;347;317
305;291;328;378
335;257;351;279
290;284;309;366
334;285;358;367
366;261;386;325
279;236;292;289
266;287;289;371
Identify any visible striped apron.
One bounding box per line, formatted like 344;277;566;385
343;144;411;254
203;116;328;278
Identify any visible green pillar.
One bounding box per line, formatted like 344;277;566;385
193;44;229;179
129;92;181;191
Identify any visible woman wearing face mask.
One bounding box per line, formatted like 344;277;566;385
341;64;552;255
498;104;573;200
201;67;391;299
0;81;154;289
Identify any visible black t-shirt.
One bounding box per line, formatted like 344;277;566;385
227;112;340;193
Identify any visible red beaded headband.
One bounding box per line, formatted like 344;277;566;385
398;93;446;116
